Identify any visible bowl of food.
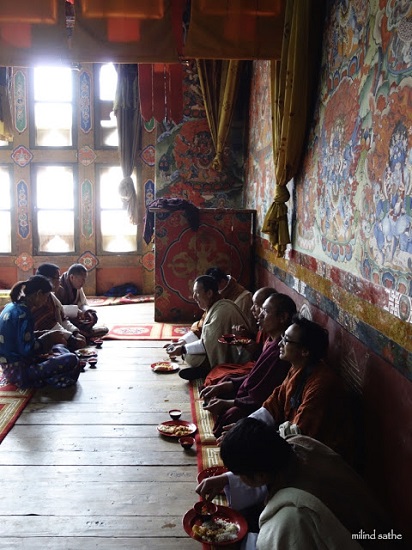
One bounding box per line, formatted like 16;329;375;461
193;500;218;521
169;408;182;420
88;358;98;369
178;435;195;450
93;339;103;348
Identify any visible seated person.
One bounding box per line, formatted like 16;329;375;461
200;293;296;437
189;270;258;341
166;275;252;381
33;263;87;351
246;315;355;464
205;267;255;331
203;286;277;387
197;418;393;550
55;263;108;339
0;275;80;389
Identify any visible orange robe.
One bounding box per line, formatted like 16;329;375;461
263;361;355;464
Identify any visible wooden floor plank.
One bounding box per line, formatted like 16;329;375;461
0;465;197;483
0;450;198;466
0;539;197;550
0;516;192;538
0;303;201;548
1;481;197;515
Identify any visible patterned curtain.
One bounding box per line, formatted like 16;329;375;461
196;60;241;170
262;0;325;256
114;64;141;225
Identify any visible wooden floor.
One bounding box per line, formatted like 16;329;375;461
0;303;200;549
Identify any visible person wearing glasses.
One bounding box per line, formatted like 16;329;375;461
249;314;354;464
32;263;87;351
200;293;296;438
217;315;355;466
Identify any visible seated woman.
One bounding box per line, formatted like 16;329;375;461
0;275;81;389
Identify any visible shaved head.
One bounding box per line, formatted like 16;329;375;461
253;287;277;307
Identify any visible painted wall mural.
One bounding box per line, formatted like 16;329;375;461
154;62;245;209
295;0;411;297
245;0;411;342
245;60;275;235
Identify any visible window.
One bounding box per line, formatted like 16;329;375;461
95;63;118;147
33;165;76;253
0;166;12;253
97;165;137;253
33;67;74;146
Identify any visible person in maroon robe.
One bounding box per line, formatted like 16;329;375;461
200;293;297;437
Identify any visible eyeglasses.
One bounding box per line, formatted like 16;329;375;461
280;334;301;345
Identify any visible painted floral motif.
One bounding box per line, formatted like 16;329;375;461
141;145;155;166
17;180;29;239
15;253;33;272
81;180;93;239
142;251;155;271
77;251;99;271
78;146;96;166
11;145;32;167
145;179;155;206
14;70;27;134
79;71;92;133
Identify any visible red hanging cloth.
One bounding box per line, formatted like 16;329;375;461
168;64;183;125
139;64;154;122
139;63;184;124
152;64;166;122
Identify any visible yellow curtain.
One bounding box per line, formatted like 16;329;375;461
262;0;323;256
196;59;241;170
